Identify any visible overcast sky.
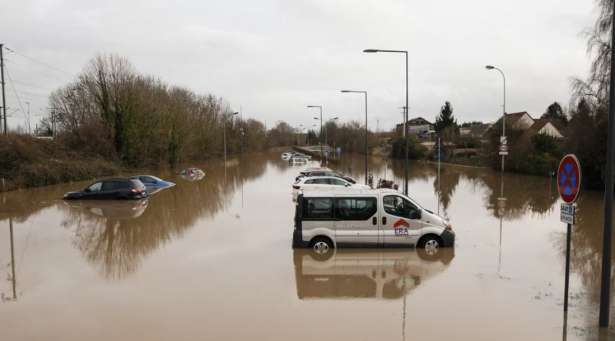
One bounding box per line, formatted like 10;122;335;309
1;0;597;132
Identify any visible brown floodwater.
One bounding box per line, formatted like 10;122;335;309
1;152;614;340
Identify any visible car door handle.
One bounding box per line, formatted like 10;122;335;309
382;217;387;225
372;216;377;225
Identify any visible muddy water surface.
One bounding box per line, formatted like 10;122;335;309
1;152;614;340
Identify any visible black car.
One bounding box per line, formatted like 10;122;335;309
63;178;148;200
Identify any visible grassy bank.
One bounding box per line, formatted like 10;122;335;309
0;134;120;192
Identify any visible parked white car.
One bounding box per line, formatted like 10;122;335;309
293;176;369;192
289;156;309;164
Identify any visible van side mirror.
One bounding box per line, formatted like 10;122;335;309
84;188;91;193
410;210;421;220
345;183;351;187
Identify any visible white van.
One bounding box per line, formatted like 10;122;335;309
292;188;455;255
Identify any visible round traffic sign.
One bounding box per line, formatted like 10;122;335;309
557;154;581;204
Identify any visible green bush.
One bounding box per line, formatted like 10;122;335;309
391;136;427;160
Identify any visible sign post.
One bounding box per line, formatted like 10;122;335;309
557;154;581;313
499;136;508;156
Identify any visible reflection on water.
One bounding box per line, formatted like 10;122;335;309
1;218;16;302
0;154;268;281
293;249;454;300
1;152;615;340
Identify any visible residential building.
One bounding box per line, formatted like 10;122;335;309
395;117;434;137
460;122;491;138
485;111;564;139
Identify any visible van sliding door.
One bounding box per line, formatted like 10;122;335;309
334;197;379;247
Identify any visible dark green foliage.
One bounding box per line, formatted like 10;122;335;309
532;134;560;155
0;134;119;190
541;102;568;124
434;101;457;133
391;136;427;160
484;125;562;177
564;98;608;189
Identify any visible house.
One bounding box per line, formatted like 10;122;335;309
522;119;564;139
460;122;491;138
395;117;434;137
505;112;534;130
485;111;564;139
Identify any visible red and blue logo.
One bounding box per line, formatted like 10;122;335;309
393;219;409;228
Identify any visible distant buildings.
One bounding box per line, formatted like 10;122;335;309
488;111;564;139
460;122;491;138
395;117;434;137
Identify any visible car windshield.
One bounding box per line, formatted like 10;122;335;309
87;182;102;192
131;180;146;190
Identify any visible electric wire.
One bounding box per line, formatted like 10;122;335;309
4;47;73;76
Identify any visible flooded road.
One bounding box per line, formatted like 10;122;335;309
1;152;614;340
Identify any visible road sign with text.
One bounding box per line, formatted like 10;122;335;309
560;203;576;224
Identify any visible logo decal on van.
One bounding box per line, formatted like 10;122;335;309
393;219;409;228
393;219;410;236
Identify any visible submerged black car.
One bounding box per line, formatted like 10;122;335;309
63;178;148;200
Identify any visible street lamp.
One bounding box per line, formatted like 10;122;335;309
364;48;409;194
314;115;338;163
223;111;239;162
307;105;323;159
341;89;369;185
485;64;507;172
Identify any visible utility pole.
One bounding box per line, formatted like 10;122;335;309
1;43;7;135
25;101;30;134
599;0;615;327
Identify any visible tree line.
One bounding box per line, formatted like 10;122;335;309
43;54;298;167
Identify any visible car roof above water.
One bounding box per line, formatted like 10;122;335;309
300;187;400;197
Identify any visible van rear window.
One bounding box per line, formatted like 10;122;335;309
303;198;333;219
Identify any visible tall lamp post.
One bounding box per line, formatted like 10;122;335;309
307;105;323;159
314;115;338;163
485;65;507;172
364;49;409;194
223;111;239;162
341;89;369;185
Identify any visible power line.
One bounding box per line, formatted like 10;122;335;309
4;47;73;76
9;78;55;92
4;58;71;83
6;88;49;99
5;68;27;117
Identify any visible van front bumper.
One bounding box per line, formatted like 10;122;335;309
292;230;309;248
441;230;455;247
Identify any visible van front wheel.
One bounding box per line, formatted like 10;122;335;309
417;235;442;260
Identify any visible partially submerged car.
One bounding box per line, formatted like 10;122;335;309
129;175;175;194
179;168;206;181
63;178;148;200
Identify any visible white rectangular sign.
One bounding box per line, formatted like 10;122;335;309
560;203;576;224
